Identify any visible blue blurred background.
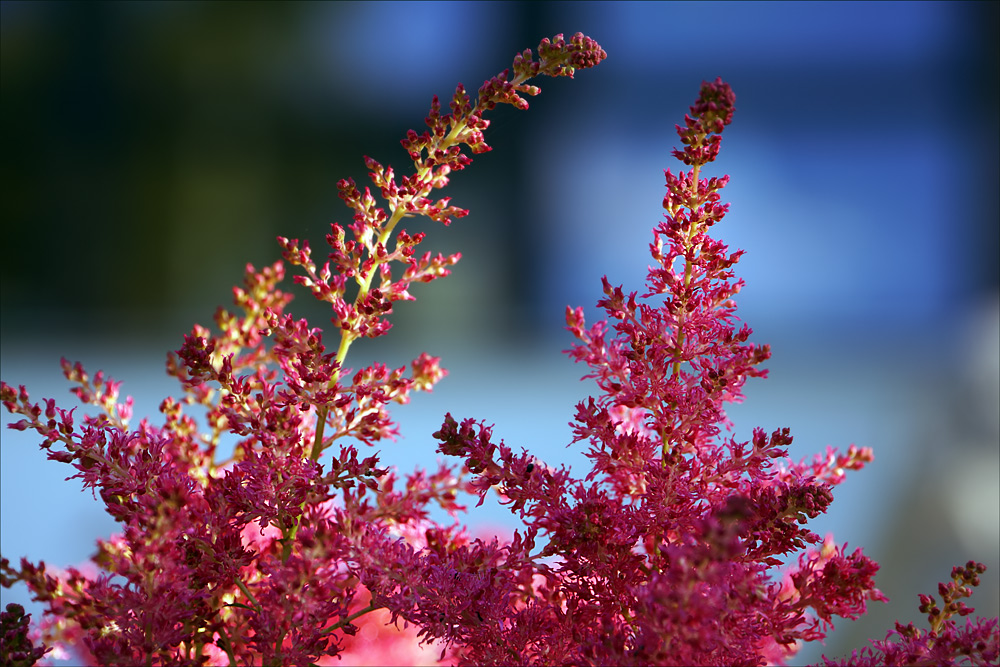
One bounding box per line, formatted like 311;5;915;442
1;2;997;663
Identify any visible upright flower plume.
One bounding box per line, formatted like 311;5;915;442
0;32;607;666
414;78;888;665
2;33;997;667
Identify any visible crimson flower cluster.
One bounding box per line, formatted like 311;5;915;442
819;561;998;666
2;32;997;667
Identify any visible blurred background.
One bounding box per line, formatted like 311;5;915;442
1;1;997;663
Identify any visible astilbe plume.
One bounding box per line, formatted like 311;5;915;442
1;32;997;667
0;603;48;667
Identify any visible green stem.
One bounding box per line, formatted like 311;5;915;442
234;576;262;613
319;601;381;636
670;162;701;380
215;623;239;666
661;162;702;461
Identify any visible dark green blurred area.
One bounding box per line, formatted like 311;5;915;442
3;3;310;335
0;2;565;347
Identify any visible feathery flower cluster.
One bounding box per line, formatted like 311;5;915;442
819;561;998;666
2;32;997;666
0;603;48;666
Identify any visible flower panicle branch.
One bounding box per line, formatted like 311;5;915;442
276;31;606;460
0;601;49;667
818;561;999;666
0;33;608;666
401;77;888;666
